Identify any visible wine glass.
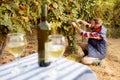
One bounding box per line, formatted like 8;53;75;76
45;34;66;77
6;33;26;74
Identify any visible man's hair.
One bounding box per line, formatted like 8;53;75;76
92;18;103;25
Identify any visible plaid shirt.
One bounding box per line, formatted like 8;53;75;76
80;24;102;39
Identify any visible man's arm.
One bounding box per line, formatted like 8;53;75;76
81;31;102;40
75;19;90;27
72;22;102;40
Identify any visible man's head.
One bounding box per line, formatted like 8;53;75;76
91;18;103;28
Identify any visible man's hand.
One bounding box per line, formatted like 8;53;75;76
75;19;89;26
72;22;83;33
72;22;77;28
76;19;82;23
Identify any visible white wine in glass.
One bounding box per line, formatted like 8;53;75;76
7;42;25;58
7;33;26;73
45;42;65;62
45;34;66;77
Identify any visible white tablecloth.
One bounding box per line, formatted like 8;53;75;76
0;53;97;80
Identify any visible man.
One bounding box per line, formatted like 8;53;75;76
72;18;107;65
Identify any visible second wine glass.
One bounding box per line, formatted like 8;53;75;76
45;34;66;77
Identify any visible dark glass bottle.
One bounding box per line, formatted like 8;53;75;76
37;4;51;67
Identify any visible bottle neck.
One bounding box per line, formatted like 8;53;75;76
41;4;47;22
41;16;47;22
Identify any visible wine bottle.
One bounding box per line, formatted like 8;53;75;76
37;4;51;67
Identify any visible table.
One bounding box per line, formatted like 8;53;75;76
0;53;98;80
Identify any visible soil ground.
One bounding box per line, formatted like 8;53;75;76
0;28;120;80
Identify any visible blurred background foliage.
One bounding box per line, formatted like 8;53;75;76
0;0;120;52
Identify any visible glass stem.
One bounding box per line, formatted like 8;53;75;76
54;60;58;71
11;55;21;74
15;55;21;67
